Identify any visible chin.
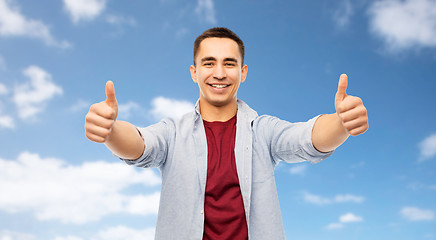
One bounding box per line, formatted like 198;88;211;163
200;91;237;107
210;98;235;107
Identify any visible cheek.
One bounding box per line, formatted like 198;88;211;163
229;69;241;79
197;71;210;82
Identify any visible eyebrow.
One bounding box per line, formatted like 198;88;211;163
223;57;238;63
200;57;238;64
200;57;216;63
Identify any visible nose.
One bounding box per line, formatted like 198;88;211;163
213;64;226;80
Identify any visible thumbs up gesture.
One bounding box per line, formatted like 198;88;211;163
85;81;119;143
334;74;368;136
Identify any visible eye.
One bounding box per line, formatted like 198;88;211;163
225;62;236;67
203;62;214;67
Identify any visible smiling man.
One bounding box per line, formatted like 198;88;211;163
85;27;368;239
191;36;247;122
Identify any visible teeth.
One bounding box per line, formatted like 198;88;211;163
211;84;229;88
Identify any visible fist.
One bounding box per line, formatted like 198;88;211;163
85;81;119;143
335;74;368;136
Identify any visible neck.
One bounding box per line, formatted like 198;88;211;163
199;99;237;122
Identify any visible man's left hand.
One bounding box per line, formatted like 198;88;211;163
334;74;369;136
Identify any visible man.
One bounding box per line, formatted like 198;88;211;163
85;27;368;239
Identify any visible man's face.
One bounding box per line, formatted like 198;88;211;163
190;37;247;108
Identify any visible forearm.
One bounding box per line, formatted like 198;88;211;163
105;120;145;160
312;113;349;153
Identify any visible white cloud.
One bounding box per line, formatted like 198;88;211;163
195;0;216;24
303;192;364;205
333;0;354;28
325;222;344;229
55;236;83;240
419;134;436;161
0;230;35;240
55;226;155;240
325;212;363;230
304;192;331;205
175;27;188;39
407;182;436;191
0;82;8;95
93;226;155;240
351;161;365;168
0;54;5;71
13;65;62;119
63;0;107;24
125;192;161;215
106;15;136;27
334;194;365;203
424;234;435;239
69;99;90;113
118;101;140;119
401;207;435;221
0;115;14;128
0;0;70;48
289;164;307;175
339;212;363;223
0;84;14;128
368;0;436;52
0;152;161;224
150;96;194;121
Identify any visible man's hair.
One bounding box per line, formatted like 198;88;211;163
193;27;245;66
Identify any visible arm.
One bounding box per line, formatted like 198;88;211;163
85;81;145;160
312;74;368;153
105;120;145;160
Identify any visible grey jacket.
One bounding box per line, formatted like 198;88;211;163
122;100;333;239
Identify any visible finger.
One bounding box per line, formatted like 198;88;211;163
342;117;367;132
336;96;363;113
338;105;367;122
85;112;115;129
89;102;117;120
335;74;348;105
85;123;112;139
105;80;117;108
349;125;369;136
85;132;106;143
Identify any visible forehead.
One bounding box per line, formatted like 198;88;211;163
197;38;241;62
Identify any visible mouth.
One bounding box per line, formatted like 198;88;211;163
208;84;231;89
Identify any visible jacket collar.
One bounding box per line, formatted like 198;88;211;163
194;99;258;122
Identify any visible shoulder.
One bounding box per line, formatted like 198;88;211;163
236;99;258;120
236;100;286;129
158;110;199;135
236;99;287;124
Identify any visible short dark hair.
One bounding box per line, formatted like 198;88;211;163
193;27;245;66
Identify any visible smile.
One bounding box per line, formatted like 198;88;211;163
208;84;230;88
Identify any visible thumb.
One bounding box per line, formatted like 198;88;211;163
105;80;118;109
335;73;348;106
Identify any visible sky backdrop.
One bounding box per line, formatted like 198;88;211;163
1;0;436;239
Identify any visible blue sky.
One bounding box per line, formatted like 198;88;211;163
0;0;436;239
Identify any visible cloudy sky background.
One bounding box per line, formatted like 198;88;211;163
0;0;436;239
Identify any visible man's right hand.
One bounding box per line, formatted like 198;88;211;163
85;81;119;143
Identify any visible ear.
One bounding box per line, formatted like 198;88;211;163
190;65;198;83
241;64;248;83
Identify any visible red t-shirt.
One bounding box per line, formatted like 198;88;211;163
202;115;248;240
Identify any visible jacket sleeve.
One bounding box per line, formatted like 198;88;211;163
258;115;334;165
118;118;173;168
